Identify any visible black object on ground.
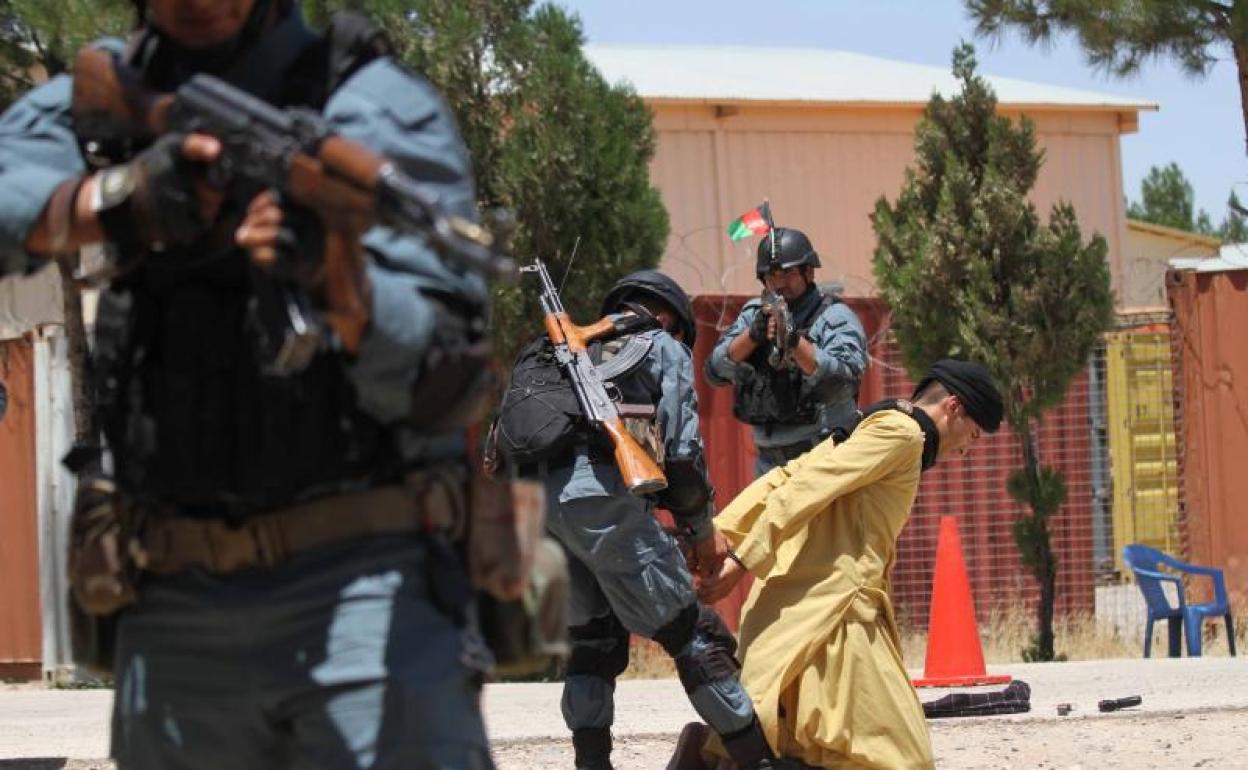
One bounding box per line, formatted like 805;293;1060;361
922;680;1031;718
1098;695;1143;712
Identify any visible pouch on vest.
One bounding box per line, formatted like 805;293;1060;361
68;476;141;618
731;292;837;427
477;537;570;678
66;476;141;676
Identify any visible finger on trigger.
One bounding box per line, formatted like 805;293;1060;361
182;133;221;161
237;224;281;248
247;189;278;214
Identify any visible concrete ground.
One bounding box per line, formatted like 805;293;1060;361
1;657;1245;768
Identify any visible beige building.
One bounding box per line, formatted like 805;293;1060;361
585;44;1156;300
1123;220;1220;310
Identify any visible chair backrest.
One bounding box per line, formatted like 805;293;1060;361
1122;544;1179;614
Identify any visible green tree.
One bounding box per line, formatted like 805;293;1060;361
967;0;1248;156
1127;162;1217;235
0;1;131;438
871;44;1114;662
0;0;131;109
308;0;669;361
1219;191;1248;242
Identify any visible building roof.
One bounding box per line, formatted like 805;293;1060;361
584;44;1157;113
1127;219;1223;250
1171;243;1248;274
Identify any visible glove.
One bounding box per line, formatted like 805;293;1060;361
93;133;211;253
270;197;325;288
747;306;771;343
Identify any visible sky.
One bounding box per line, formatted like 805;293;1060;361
558;0;1245;227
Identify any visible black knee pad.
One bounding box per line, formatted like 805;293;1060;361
658;604;741;694
652;603;699;657
566;613;630;681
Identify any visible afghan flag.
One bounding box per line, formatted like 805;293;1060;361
727;201;772;240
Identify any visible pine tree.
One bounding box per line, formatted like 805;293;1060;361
1220;191;1248;243
872;43;1114;661
967;0;1248;156
0;0;131;109
1126;162;1216;235
308;0;669;362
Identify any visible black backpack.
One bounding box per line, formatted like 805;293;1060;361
493;334;654;467
493;337;587;467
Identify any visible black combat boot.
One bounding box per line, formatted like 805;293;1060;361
720;716;776;770
572;726;614;770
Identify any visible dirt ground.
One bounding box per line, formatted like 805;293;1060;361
493;709;1248;769
1;657;1245;769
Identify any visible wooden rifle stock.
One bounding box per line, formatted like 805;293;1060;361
600;418;667;496
542;310;666;496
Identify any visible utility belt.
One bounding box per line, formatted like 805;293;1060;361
69;467;472;617
140;482;465;576
67;467;568;678
756;434;826;467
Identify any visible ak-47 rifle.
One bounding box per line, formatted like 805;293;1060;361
70;45;515;371
522;259;667;496
760;288;795;369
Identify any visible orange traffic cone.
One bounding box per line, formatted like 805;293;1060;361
912;515;1012;688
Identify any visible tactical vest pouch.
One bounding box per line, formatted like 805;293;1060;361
477;537;570;678
618;404;664;469
469;475;570;677
408;298;495;433
731;363;817;426
731;292;838;427
68;477;141;617
468;476;545;601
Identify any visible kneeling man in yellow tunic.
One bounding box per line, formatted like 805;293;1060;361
689;359;1003;770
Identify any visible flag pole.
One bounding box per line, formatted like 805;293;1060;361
764;198;778;264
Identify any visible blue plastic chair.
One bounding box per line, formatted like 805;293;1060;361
1122;544;1237;658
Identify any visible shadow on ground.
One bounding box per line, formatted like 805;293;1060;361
0;761;111;770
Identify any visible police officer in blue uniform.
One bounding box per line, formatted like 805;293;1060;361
706;227;869;477
0;1;501;768
521;271;782;770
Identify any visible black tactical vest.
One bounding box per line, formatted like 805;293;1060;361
732;289;837;429
88;13;429;515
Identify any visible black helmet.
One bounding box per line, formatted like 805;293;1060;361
756;227;821;277
601;270;697;347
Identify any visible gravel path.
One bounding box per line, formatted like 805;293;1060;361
1;657;1244;768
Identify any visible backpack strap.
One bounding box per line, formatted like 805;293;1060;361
282;10;390;109
323;10;391;94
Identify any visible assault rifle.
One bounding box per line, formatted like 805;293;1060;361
70;45;515;370
761;288;795;369
522;259;667;496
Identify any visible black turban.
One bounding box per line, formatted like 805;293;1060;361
912;359;1004;433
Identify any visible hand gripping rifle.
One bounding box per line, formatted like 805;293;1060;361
522;259;667;496
70;45;515;368
760;288;796;369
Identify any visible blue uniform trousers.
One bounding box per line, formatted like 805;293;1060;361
111;535;493;770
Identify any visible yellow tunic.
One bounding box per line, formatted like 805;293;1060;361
716;410;934;770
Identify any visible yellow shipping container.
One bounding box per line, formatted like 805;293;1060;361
1106;327;1181;576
